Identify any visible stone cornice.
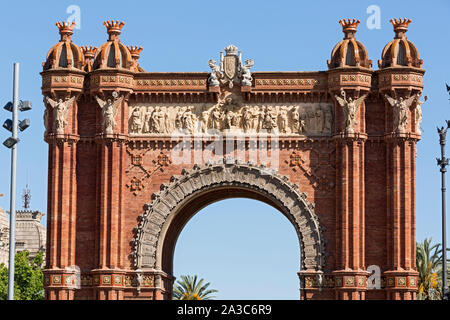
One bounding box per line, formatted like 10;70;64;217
45;133;80;145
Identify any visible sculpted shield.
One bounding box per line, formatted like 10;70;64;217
223;54;237;80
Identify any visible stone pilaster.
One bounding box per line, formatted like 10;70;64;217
330;80;370;299
91;89;130;299
378;63;424;299
333;133;368;299
41;83;82;299
383;134;419;300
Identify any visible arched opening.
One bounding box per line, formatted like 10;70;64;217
397;41;407;65
173;198;301;299
59;44;68;67
132;162;326;300
160;186;302;275
345;41;355;66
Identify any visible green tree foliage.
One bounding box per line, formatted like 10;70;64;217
173;275;218;300
0;250;44;300
416;238;450;300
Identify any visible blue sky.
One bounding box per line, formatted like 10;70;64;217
0;0;449;299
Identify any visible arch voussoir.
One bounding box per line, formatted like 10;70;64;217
131;160;327;272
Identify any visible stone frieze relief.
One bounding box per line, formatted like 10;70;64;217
128;102;333;136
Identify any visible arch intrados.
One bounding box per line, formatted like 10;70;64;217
132;162;326;274
160;186;300;274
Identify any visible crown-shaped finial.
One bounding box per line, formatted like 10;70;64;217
390;18;412;38
224;44;238;56
127;46;143;59
56;21;76;41
339;19;360;38
104;20;125;40
81;46;97;59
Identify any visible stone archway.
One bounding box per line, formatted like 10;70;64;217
131;160;327;298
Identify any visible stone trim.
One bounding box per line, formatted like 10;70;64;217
131;160;327;271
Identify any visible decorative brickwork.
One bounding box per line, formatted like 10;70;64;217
41;18;424;300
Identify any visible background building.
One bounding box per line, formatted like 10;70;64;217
0;201;8;265
0;189;46;266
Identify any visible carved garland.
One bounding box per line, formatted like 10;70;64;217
131;160;327;271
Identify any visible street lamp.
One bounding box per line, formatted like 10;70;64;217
437;121;449;300
439;82;450;300
2;63;31;300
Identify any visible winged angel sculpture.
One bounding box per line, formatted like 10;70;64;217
385;94;417;133
413;93;427;133
45;96;76;134
95;92;124;134
335;91;367;133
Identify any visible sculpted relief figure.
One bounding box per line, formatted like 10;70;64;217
335;91;367;133
218;94;238;109
182;106;197;134
385;94;417;133
323;106;332;133
252;108;261;131
129;107;142;133
262;107;277;133
142;107;153;133
414;93;427;133
95;93;124;134
46;96;76;134
291;107;300;134
314;108;324;134
242;106;252;133
210;106;223;130
278;106;289;134
305;109;315;132
175;107;184;130
151;107;168;134
201;110;209;133
299;113;307;134
224;109;235;130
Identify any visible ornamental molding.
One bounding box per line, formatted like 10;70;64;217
131;160;327;271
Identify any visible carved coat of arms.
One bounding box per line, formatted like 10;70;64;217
223;45;238;80
208;44;254;88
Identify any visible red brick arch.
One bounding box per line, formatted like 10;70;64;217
41;19;424;300
132;161;326;282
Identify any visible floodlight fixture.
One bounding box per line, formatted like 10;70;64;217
19;100;32;112
3;119;12;132
18;118;30;131
2;136;18;148
3;101;13;112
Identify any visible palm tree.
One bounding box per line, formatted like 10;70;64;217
416;238;442;300
172;275;218;300
435;246;450;299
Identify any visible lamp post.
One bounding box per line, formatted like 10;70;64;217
2;63;32;300
442;82;450;300
437;121;449;300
